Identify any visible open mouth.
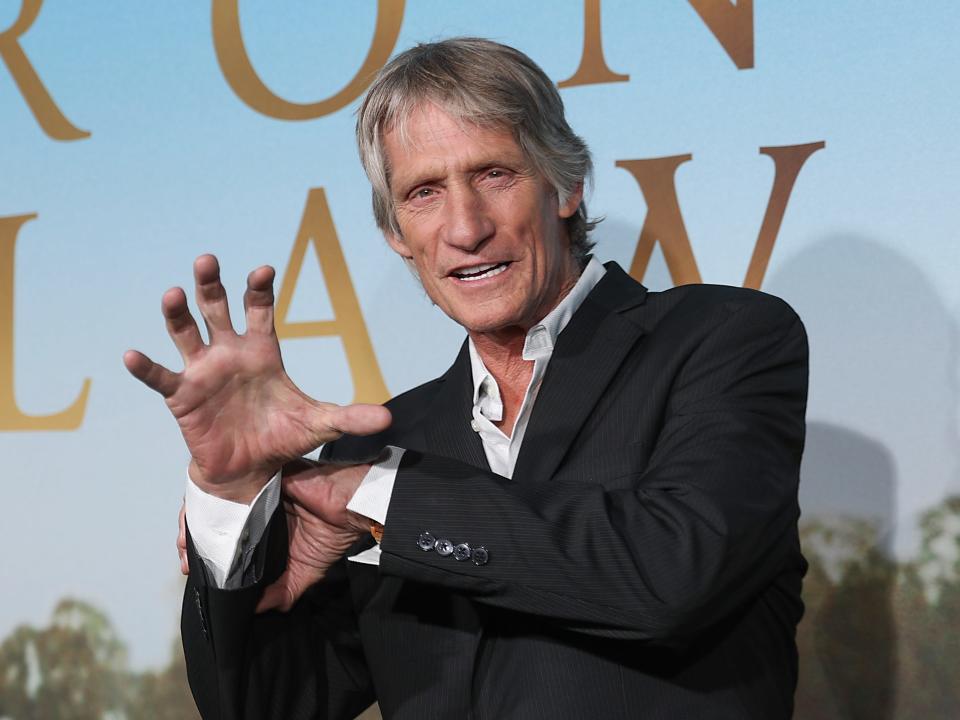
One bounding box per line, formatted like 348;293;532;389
451;262;511;282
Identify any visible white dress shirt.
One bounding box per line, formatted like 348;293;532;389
185;258;606;587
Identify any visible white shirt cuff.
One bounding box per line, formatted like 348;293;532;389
185;445;403;581
184;473;280;588
346;446;404;566
345;446;404;525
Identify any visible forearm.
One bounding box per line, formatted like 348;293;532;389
182;514;373;720
377;441;801;643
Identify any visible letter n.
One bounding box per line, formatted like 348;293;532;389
558;0;629;88
687;0;754;69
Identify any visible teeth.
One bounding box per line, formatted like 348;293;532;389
460;263;498;275
455;262;508;282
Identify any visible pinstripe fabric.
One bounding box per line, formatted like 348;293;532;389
182;262;808;719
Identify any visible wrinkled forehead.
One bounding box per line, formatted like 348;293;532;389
383;98;517;155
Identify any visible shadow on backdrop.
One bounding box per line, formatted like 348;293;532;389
767;234;960;720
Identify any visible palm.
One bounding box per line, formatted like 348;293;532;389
125;255;391;500
168;334;319;485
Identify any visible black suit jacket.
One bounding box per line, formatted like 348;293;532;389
182;262;809;719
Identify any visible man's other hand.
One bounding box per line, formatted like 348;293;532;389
123;254;392;503
257;459;372;613
177;502;188;575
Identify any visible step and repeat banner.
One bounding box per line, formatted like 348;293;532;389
1;2;958;718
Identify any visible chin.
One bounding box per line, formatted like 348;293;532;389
452;308;525;334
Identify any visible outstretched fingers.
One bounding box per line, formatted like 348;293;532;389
162;287;204;360
243;265;277;336
193;254;235;338
123;349;180;397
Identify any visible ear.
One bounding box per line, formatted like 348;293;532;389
384;230;413;260
558;181;584;220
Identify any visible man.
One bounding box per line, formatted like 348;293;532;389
126;38;808;719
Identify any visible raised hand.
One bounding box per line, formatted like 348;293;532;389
124;255;391;503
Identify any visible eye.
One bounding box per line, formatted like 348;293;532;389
482;168;512;184
410;186;436;201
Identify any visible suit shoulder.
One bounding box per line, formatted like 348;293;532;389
647;283;802;326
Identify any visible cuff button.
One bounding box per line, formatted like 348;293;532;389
417;531;436;551
471;546;489;566
453;543;472;561
435;538;454;556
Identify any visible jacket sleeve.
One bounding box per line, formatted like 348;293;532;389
181;508;374;720
376;294;808;645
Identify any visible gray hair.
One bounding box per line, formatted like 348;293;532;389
355;37;598;265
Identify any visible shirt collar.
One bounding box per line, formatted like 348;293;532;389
468;256;606;405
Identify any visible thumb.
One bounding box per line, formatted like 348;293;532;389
256;573;298;613
324;403;392;438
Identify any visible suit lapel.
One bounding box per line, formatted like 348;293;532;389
513;263;649;483
421;340;491;471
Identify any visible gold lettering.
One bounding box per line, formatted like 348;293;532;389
0;0;89;141
743;142;826;289
212;0;405;121
275;189;389;404
0;214;91;431
618;142;826;289
616;155;702;286
687;0;754;69
558;0;629;88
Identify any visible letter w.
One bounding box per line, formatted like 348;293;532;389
616;142;824;288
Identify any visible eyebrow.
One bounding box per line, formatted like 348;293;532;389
394;158;524;198
393;171;443;199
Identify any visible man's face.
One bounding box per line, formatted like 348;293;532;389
382;104;582;335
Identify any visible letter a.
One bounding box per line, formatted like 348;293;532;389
275;189;390;404
212;0;405;120
0;214;91;431
0;0;90;141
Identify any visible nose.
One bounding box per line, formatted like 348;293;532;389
442;184;495;252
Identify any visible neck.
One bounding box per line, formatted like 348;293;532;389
467;258;581;428
470;328;530;392
470;329;531;438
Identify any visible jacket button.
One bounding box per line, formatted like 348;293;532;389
194;588;208;638
453;543;472;561
417;531;436;551
435;538;454;556
471;546;489;566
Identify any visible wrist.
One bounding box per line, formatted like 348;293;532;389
346;509;375;536
189;460;275;504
